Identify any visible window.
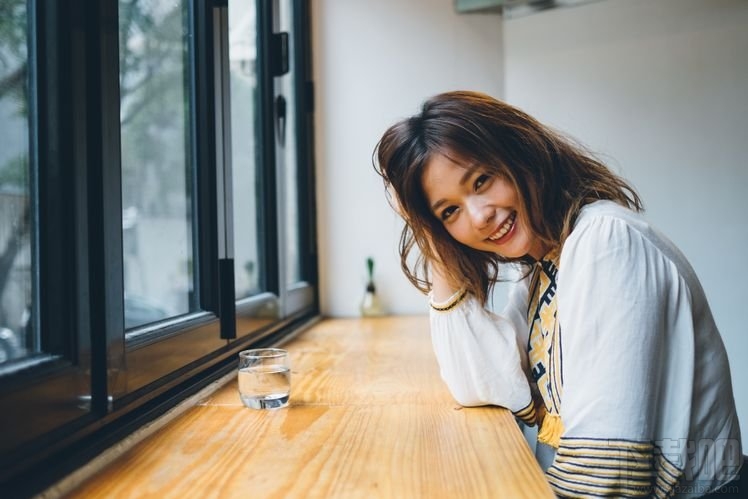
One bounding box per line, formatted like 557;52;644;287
0;1;317;495
120;0;197;329
229;0;262;300
0;0;32;365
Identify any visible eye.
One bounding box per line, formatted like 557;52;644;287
474;174;491;191
440;206;458;221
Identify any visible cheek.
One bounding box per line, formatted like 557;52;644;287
495;180;520;207
517;213;534;239
445;221;471;246
517;217;540;251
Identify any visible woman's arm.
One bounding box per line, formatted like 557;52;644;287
387;185;534;420
548;213;676;497
429;285;535;424
429;258;462;302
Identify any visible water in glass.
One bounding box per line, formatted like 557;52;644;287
239;365;290;409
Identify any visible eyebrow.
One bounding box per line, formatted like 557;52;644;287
430;163;481;212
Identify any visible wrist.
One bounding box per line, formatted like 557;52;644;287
429;287;467;312
430;260;462;302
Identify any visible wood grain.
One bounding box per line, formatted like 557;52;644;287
68;316;553;498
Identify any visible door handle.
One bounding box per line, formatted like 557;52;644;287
275;94;287;146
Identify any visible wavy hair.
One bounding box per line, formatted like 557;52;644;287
373;91;642;305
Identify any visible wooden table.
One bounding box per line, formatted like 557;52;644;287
68;316;553;498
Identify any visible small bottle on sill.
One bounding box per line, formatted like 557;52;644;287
360;257;385;317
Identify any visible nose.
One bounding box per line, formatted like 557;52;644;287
466;198;494;230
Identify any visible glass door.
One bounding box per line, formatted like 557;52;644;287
273;0;315;316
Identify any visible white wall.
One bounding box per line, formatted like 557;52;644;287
313;0;747;436
502;0;748;439
312;0;504;316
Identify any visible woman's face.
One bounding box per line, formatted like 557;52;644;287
421;153;548;260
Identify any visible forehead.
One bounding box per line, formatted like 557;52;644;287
421;153;478;200
423;153;464;179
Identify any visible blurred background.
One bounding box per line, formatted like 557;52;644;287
312;0;748;436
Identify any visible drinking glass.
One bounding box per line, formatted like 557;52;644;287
238;348;290;409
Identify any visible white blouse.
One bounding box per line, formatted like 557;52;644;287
429;200;742;498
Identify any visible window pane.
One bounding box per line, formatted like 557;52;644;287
0;0;32;363
228;0;261;299
119;0;195;329
278;0;301;286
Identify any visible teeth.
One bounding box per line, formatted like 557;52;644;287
488;212;516;241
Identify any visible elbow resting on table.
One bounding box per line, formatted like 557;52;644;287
443;382;488;408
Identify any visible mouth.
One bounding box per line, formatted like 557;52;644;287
486;211;517;245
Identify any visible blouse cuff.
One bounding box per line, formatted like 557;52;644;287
512;399;537;427
429;287;468;313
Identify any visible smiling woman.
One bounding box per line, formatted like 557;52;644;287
375;90;641;305
374;90;744;498
420;154;544;261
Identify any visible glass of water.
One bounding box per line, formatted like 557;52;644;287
238;348;291;409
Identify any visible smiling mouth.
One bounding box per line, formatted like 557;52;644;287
487;211;517;242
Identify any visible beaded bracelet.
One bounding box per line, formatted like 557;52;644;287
429;288;468;312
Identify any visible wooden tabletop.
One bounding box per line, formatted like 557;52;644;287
68;316;553;498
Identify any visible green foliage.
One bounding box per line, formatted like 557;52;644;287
0;0;29;112
366;257;375;282
119;0;192;216
0;154;27;188
0;0;27;64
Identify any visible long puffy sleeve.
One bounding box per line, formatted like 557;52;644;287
547;203;742;497
429;286;535;424
547;213;668;497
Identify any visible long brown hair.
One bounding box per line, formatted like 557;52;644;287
373;91;642;305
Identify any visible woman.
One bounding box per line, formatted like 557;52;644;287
374;91;742;498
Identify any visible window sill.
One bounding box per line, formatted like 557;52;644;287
50;316;552;498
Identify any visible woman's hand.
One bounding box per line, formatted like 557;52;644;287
430;258;462;303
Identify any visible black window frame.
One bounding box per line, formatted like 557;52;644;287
0;0;318;496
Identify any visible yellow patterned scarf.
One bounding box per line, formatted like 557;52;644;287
527;248;565;448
